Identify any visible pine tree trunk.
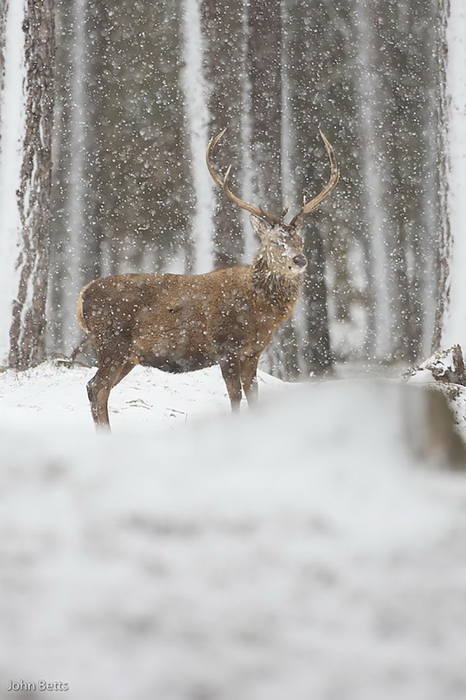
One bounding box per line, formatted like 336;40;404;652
201;0;244;268
8;0;55;370
301;213;333;374
0;5;7;97
247;0;282;215
433;0;451;349
247;0;300;379
287;0;333;376
440;0;466;349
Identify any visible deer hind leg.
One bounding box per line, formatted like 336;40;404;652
240;355;259;407
87;361;134;429
220;358;242;412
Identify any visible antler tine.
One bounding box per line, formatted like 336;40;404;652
290;129;340;227
206;129;280;226
206;129;228;189
223;163;233;185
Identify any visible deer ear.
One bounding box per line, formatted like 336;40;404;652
250;215;271;240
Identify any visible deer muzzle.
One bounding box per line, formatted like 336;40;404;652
292;254;307;268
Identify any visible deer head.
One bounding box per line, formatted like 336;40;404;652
206;127;339;280
249;216;307;279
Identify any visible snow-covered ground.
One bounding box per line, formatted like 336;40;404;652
1;364;466;700
0;362;284;435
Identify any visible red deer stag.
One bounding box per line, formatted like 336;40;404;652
77;129;339;428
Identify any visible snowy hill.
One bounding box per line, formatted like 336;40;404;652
1;365;466;700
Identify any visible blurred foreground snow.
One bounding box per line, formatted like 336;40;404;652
1;364;466;700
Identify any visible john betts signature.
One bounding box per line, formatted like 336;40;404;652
7;679;69;692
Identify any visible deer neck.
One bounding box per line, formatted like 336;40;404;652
251;253;302;311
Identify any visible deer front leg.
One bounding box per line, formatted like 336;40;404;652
87;361;134;429
240;354;259;407
220;358;242;412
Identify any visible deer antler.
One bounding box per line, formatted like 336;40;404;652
289;129;340;228
206;129;281;226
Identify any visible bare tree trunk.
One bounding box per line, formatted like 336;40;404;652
247;0;282;215
353;0;392;362
201;0;244;268
46;0;69;354
287;0;333;376
433;0;452;349
421;1;442;356
247;0;296;378
0;2;7;97
441;0;466;349
272;0;301;379
300;213;333;374
180;0;213;274
9;0;55;370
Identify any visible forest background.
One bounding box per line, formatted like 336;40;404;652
1;0;464;379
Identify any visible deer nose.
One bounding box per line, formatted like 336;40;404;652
293;254;307;268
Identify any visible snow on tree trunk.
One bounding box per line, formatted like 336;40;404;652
181;0;214;274
439;0;466;350
0;0;54;370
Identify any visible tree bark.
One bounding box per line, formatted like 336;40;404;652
9;0;55;370
247;0;298;378
247;0;282;215
433;0;452;350
287;0;334;375
201;0;244;268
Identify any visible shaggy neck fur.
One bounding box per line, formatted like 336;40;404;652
251;252;302;308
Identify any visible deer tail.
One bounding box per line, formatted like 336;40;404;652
76;282;93;332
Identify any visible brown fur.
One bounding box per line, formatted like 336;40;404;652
76;281;93;332
78;220;306;428
78;128;339;428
